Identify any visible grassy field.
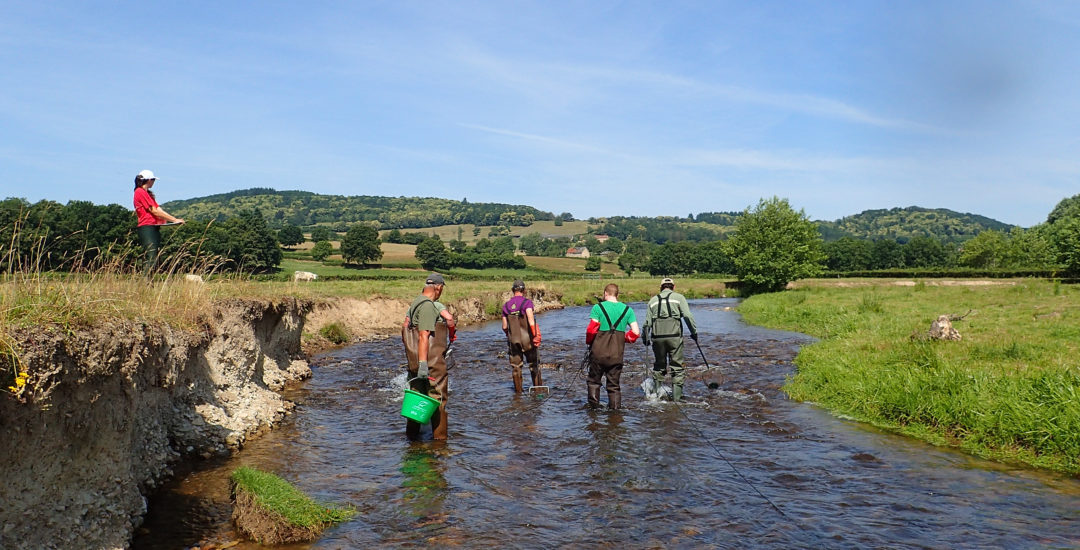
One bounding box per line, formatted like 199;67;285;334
283;242;627;276
377;220;594;244
738;278;1080;475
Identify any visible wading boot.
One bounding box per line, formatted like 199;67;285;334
587;384;601;408
531;365;544;387
672;384;683;403
513;371;524;394
608;390;621;410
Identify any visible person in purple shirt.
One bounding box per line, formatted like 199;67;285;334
501;279;543;393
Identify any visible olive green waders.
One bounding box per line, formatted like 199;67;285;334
651;336;686;401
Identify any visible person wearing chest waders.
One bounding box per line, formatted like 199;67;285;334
401;273;452;440
643;277;699;402
585;283;641;409
501;279;543;393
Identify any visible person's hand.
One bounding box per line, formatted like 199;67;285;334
643;337;651;347
175;218;185;224
448;324;457;343
531;325;542;347
690;332;699;342
417;360;429;379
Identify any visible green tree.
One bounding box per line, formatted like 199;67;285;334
311;240;333;261
1047;194;1080;225
213;209;282;271
384;228;403;243
617;252;645;277
1049;217;1080;276
341;223;382;265
903;236;953;268
448;239;468;253
585;256;602;271
600;236;624;254
726;197;825;293
692;240;734;274
310;226;333;243
646;241;696;276
957;230;1006;268
415;236;452;271
472;226;482;237
1002;227;1055;268
824;237;874;271
870;239;905;269
519;232;544;255
491;236;516;256
277;224;304;247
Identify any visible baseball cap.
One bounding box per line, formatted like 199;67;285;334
426;273;446;285
512;279;525;290
136;169;156;181
661;277;674;285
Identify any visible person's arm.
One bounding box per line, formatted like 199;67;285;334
440;309;457;343
150;206;184;224
418;329;430;363
585;305;600;345
680;294;698;339
525;307;540;346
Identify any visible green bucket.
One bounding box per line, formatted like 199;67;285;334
401;389;440;423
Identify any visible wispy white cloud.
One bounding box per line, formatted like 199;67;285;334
458;124;611;154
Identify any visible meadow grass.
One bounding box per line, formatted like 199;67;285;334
738;279;1080;474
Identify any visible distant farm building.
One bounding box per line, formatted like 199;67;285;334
566;246;591;258
594;234;610;243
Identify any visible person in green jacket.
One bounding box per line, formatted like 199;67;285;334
642;277;698;402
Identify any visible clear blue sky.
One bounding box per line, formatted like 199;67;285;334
2;1;1077;227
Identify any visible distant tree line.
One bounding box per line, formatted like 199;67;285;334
164;189;557;230
414;235;525;271
0;198;286;273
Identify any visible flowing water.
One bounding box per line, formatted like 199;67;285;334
135;299;1080;549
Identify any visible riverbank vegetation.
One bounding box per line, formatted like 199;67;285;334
738;279;1080;475
230;466;354;544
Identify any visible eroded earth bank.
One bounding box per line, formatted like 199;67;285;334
0;289;561;550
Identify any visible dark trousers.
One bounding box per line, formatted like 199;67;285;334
136;224;161;273
586;361;623;409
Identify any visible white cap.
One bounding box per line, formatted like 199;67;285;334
136;169;156;181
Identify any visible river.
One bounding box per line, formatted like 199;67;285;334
134;298;1080;549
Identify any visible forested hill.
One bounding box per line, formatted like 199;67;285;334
817;207;1015;242
164;189;1014;243
162;188;558;229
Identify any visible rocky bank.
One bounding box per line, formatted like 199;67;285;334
0;287;564;549
0;298;311;550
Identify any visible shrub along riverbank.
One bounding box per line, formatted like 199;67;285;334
738;279;1080;475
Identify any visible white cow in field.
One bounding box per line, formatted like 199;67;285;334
183;274;204;284
293;271;318;282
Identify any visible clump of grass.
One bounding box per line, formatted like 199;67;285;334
318;322;350;344
857;293;884;314
230;466;354;544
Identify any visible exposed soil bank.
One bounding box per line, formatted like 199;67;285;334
0;287;563;549
0;298;311;550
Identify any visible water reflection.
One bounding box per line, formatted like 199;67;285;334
134;299;1080;549
398;444;449;523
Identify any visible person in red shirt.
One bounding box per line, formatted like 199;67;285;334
132;170;184;272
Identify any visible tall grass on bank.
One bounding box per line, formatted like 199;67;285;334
739;279;1080;474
